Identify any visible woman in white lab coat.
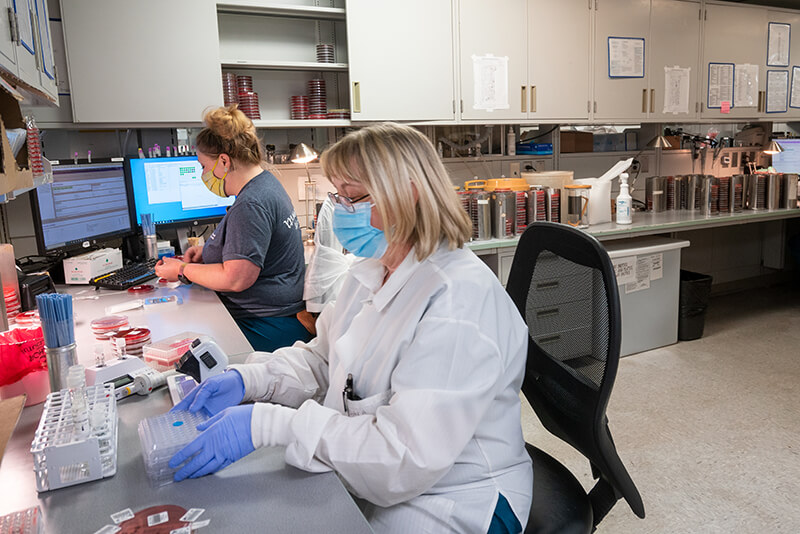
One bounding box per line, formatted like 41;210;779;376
169;122;533;534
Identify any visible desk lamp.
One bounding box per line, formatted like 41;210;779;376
630;135;673;194
763;139;784;155
290;143;320;244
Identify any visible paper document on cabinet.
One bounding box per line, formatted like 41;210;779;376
608;38;644;78
663;66;690;114
707;63;734;108
767;70;789;113
612;256;636;286
791;67;800;108
734;64;758;108
472;54;509;111
625;256;652;294
768;22;791;67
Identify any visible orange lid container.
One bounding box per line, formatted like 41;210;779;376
484;178;529;191
464;179;487;190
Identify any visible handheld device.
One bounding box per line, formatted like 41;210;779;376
112;366;167;401
175;336;228;383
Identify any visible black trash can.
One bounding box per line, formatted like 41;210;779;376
678;270;713;341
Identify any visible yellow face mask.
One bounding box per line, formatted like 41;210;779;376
202;158;228;197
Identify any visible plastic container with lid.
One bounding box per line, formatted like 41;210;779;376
138;409;209;487
142;331;202;372
484;178;529;192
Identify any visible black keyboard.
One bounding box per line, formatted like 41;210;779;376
90;258;158;290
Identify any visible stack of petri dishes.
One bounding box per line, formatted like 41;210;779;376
110;327;152;358
326;109;350;120
307;79;327;119
4;287;19;323
15;310;40;327
316;44;335;63
236;75;261;120
222;72;238;106
26;119;44;178
91;315;130;342
290;95;309;120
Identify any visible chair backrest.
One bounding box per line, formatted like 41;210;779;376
506;222;645;522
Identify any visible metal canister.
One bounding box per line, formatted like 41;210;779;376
646;176;667;212
666;176;676;210
527;186;547;223
730;175;744;212
717;176;730;213
673;175;686;210
491;189;516;239
700;175;719;216
469;190;492;240
685;174;702;210
765;173;781;210
746;174;766;210
781;173;798;209
514;190;528;234
546;187;561;223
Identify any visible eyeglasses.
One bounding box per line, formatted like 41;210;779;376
328;191;371;213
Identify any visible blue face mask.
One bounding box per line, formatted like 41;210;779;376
331;202;388;259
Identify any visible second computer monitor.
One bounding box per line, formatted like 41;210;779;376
126;156;235;228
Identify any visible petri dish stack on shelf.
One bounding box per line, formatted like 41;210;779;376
236;75;261;120
327;109;350;120
4;286;20;323
142;331;202;372
307;79;327;119
138;409;210;487
316;44;335;63
290;95;309;120
222;72;238;107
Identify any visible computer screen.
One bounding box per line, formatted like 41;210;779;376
771;139;800;173
126;156;235;228
31;162;133;254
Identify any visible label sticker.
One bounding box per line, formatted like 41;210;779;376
147;512;169;527
110;509;134;524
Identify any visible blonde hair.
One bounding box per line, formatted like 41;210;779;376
321;122;471;261
195;105;263;168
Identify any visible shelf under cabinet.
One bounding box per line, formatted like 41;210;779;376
221;60;348;72
216;2;346;20
252;119;351;128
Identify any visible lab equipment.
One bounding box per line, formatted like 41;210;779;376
0;506;43;534
172;370;244;416
37;293;76;392
90;315;129;340
143;331;202;372
90;258;158;290
137;409;210;487
66;364;90;439
564;184;591;228
111;365;166;401
29;162;133;255
616;173;632;225
142;213;158;261
30;383;118;491
167;373;198;405
780;173;798;208
18;272;56;313
62;248;124;284
490;190;516;239
175;337;229;383
125;157;234;229
85;350;150;387
169;405;255;482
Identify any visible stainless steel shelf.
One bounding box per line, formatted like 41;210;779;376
221;60;348;72
216;2;346;20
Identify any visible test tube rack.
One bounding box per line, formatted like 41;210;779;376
29;384;118;492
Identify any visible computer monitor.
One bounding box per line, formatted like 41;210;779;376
30;161;134;255
771;139;800;174
125;156;235;229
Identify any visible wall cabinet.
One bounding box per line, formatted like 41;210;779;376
767;9;800;120
0;0;57;103
346;0;455;121
60;0;222;123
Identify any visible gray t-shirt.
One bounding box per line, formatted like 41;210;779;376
202;170;305;319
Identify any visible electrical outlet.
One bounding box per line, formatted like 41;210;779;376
521;160;534;172
722;155;731;167
509;162;521;177
630;160;641;173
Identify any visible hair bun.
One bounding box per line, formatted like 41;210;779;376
203;104;256;140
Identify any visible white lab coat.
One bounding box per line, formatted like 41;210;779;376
232;242;532;533
303;198;354;313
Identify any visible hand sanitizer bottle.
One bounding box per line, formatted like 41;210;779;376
616;172;633;225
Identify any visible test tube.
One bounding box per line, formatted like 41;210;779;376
67;365;90;439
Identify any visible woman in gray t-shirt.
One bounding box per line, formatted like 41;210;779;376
155;105;311;351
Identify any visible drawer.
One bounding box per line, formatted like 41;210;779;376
532;324;593;363
526;270;595;308
532;251;591;282
527;299;592;335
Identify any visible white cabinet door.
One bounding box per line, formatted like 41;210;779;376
701;3;767;120
0;0;17;76
347;0;454;121
648;0;701;120
61;0;222;123
593;0;651;121
459;0;526;120
767;10;800;120
528;0;591;121
13;0;38;87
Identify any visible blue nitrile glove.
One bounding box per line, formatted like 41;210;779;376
169;404;255;482
171;370;245;417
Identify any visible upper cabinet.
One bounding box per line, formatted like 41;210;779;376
346;0;455;121
766;9;800;120
60;0;222;123
594;0;701;122
0;0;57;103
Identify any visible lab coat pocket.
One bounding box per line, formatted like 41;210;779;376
344;389;392;417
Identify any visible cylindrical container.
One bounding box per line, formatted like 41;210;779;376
685;175;702;211
766;174;781;210
546;187;561;223
144;235;158;261
666;176;676;210
470;191;492;240
46;342;77;392
730;175;745;212
646;176;667;212
316;44;335;63
673;175;686;210
717;176;730;213
564;184;591;228
700;176;719;216
781;173;798;208
514;190;528;234
0;244;20;325
491;190;516;238
746;174;766;210
527;187;547;223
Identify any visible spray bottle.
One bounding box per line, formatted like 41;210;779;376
616;172;632;225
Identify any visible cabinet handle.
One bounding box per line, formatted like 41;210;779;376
757;91;763;113
7;8;19;44
530;86;537;113
642;89;647;113
521;86;527;113
353;82;361;113
650;89;655;113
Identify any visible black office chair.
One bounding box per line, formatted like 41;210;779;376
505;222;645;534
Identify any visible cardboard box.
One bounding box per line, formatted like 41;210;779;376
0;77;33;196
560;131;593;153
63;248;123;284
663;135;682;149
